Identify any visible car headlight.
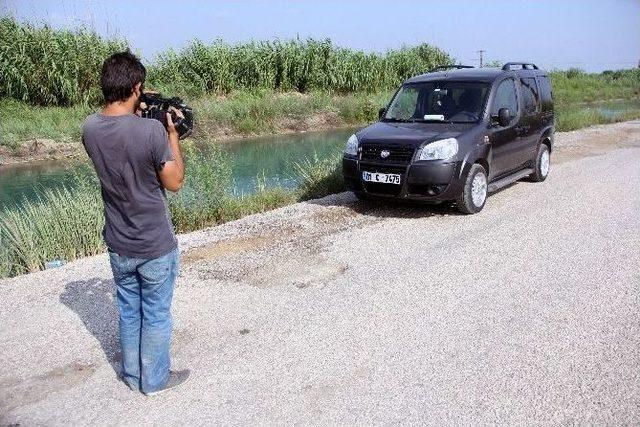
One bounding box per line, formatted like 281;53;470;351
345;134;359;156
418;138;458;160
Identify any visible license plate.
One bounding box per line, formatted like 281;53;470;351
362;171;401;185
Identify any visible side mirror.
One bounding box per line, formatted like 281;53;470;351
378;107;386;119
497;108;511;127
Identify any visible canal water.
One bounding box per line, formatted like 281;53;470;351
0;128;355;210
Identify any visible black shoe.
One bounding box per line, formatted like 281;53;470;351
118;375;139;392
144;369;191;396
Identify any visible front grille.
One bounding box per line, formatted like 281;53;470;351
360;144;415;163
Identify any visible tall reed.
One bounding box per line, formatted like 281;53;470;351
1;16;451;106
148;38;452;96
0;16;127;105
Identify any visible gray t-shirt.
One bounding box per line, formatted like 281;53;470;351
82;113;177;259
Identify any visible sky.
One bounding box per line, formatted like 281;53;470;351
2;0;639;72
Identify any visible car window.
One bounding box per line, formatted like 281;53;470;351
520;77;540;115
492;78;518;117
384;81;489;123
537;76;553;112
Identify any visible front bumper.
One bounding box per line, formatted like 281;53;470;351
343;156;465;202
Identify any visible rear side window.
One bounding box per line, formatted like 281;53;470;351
492;79;518;117
520;77;540;115
537;76;553;112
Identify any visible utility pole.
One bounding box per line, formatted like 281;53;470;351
478;50;485;68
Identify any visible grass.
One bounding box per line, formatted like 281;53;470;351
0;147;332;278
555;102;640;132
4;87;637;149
0;176;105;276
549;68;640;105
0;99;94;147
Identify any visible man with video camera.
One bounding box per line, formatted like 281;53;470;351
82;51;189;395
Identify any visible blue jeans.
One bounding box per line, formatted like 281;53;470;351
108;248;179;393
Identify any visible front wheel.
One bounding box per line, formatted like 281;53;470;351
529;144;550;182
456;164;488;214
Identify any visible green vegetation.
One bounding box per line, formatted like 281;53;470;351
0;176;104;276
0;99;94;148
0;17;127;106
555;103;640;132
1;16;449;107
191;89;390;139
0;90;392;147
295;152;345;200
549;68;640;105
0;148;335;278
149;39;450;96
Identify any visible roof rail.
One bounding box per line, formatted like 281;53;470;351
430;65;475;72
502;62;539;70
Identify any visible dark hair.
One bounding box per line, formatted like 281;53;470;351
100;51;146;104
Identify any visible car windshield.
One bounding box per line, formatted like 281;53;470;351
383;81;490;123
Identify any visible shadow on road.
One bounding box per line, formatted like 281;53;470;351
59;278;120;376
308;191;465;219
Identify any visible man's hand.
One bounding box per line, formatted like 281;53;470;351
165;107;184;136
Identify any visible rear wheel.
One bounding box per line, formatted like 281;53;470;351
529;143;550;182
456;164;488;214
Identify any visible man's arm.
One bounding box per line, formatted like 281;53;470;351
158;111;185;192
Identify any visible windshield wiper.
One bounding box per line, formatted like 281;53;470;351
382;117;412;123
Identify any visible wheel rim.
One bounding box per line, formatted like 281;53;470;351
471;172;487;207
540;148;550;177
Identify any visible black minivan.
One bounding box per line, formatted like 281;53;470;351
342;62;554;214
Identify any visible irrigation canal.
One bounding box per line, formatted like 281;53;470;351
0;128;355;209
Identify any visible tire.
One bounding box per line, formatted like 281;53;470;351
456;164;488;214
529;143;550;182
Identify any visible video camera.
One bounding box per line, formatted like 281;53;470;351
139;93;194;140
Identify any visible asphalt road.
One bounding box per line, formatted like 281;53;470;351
1;124;639;425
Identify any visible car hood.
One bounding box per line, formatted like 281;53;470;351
356;121;473;147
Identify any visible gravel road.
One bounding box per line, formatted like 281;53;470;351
1;121;639;425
